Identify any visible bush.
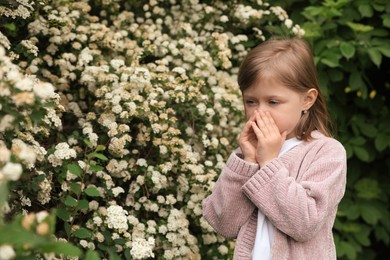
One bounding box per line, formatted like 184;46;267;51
0;0;303;259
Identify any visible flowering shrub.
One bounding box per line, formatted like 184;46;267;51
0;0;302;259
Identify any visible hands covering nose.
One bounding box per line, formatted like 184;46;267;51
239;110;287;167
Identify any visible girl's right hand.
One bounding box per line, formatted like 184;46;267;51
239;114;258;163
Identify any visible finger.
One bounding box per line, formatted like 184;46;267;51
251;121;264;139
242;115;255;134
264;111;279;133
257;110;272;135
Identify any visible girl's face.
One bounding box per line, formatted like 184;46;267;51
243;76;317;139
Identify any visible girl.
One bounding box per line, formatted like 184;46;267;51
202;38;347;259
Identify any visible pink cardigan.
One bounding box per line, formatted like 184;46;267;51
202;131;347;259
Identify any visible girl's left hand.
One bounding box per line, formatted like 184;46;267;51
251;110;287;167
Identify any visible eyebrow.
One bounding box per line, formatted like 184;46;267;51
243;94;284;99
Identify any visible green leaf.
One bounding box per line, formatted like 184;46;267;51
338;241;357;259
353;146;370;162
349;136;366;146
358;4;373;17
95;145;106;152
340;222;361;233
89;152;108;161
344;205;360;220
83;139;94;148
375;133;388;152
0;220;46;245
84;187;100;197
31;110;46;124
320;51;340;67
56;208;71;221
89;164;104;172
349;71;366;91
67;163;83;177
383;15;390;28
377;46;390;58
70;183;81;196
354;178;381;200
340;42;355;59
85;249;101;260
343;143;353;159
40;242;82;257
359;203;382;225
73;228;91;239
346;22;374;32
352;224;371;246
3;23;16;31
77;199;89;210
375;228;390;244
367;48;382;67
64;196;78;207
0;182;8;214
302;6;324;19
358;123;377;138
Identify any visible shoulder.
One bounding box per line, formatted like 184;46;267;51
305;131;346;157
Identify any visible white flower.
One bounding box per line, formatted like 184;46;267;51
172;67;186;74
159;145;167;154
0;162;22;181
33;82;55;99
110;59;125;70
220;15;229;23
0;244;15;260
105;205;128;232
112;187;125;197
80;240;88;248
284;18;293;29
196;103;206;115
130;237;155;259
36;211;49;223
0;115;14;132
53;142;77;160
0;141;10;163
78;47;93;67
136;158;147;167
14;77;33;91
93;216;103;226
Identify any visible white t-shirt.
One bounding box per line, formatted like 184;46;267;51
252;138;302;260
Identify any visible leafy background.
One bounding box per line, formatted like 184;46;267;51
0;0;389;259
273;0;390;258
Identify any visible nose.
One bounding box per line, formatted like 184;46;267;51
257;104;266;112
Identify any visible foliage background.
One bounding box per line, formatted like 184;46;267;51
0;0;389;259
273;0;390;259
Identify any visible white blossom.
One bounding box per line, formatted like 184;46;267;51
130;237;155;259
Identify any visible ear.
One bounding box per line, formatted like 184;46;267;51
303;88;318;110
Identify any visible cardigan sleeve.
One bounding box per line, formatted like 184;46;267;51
241;138;347;242
202;151;259;239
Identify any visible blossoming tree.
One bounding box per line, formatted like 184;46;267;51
0;0;303;259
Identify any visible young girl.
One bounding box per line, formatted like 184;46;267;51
202;38;347;259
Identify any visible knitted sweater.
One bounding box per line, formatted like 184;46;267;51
202;131;347;259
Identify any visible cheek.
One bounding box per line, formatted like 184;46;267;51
245;107;255;120
270;112;299;133
269;113;285;132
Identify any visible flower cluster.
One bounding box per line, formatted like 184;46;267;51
0;0;302;259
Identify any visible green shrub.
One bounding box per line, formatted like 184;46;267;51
0;0;303;259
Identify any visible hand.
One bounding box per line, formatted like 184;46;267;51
251;110;287;166
239;113;258;163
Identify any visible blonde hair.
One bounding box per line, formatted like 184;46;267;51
237;38;331;140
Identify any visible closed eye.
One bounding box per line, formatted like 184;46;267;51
268;99;280;105
245;99;258;106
